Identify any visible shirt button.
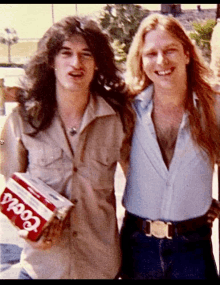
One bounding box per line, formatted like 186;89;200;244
72;231;78;237
73;167;78;172
72;198;78;205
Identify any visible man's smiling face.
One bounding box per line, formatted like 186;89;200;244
141;27;190;90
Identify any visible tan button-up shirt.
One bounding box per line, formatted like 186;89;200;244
0;93;126;279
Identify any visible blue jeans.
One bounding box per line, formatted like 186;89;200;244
120;213;218;279
18;268;33;279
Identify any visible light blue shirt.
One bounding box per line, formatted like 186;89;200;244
123;85;213;222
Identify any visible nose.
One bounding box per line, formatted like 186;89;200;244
156;52;168;65
71;54;81;68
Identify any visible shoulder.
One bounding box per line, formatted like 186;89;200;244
3;105;35;136
4;106;22;129
92;93;124;126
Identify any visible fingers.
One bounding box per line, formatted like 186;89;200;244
38;218;63;249
18;229;52;250
207;199;220;224
207;213;217;224
210;199;220;217
18;217;63;250
207;208;218;223
212;199;220;211
43;217;63;245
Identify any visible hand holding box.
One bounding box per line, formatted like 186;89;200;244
0;172;73;241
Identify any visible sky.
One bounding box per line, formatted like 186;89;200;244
0;4;218;39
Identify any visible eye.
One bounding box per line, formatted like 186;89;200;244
165;48;177;54
81;51;93;58
60;49;72;56
143;51;157;58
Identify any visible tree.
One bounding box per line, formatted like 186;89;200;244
99;4;149;61
111;39;127;63
189;19;216;62
0;28;19;63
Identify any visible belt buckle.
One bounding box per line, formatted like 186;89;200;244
146;220;172;239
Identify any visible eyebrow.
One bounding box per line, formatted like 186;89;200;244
60;46;92;52
165;43;179;48
143;43;179;52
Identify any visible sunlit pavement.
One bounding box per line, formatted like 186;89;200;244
0;110;219;279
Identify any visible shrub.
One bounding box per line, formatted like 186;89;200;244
189;19;216;62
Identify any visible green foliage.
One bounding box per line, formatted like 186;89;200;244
189;19;216;62
111;39;127;63
99;4;149;62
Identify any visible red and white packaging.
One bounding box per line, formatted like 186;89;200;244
0;172;73;241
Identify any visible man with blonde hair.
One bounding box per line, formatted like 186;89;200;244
120;13;220;279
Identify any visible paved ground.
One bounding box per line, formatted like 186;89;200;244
0;108;219;279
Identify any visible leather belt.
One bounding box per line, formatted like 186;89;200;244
125;211;210;239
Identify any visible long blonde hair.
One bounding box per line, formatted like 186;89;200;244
126;13;220;166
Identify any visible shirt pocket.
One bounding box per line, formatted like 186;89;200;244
30;147;62;166
84;146;120;190
28;146;67;187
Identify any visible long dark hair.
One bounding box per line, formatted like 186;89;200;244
17;16;133;135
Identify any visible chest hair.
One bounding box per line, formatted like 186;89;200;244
152;105;184;169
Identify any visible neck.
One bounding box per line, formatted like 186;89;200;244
153;84;188;109
56;88;90;128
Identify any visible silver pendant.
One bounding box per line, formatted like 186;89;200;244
69;127;77;136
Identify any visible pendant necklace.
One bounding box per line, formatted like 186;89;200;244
58;113;78;136
68;127;77;136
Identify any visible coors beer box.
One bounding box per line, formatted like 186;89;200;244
0;172;73;241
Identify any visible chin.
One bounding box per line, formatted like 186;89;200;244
64;84;83;92
155;81;174;90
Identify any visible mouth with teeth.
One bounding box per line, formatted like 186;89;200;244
155;68;174;76
68;71;84;78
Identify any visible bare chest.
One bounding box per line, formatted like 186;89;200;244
152;107;184;169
